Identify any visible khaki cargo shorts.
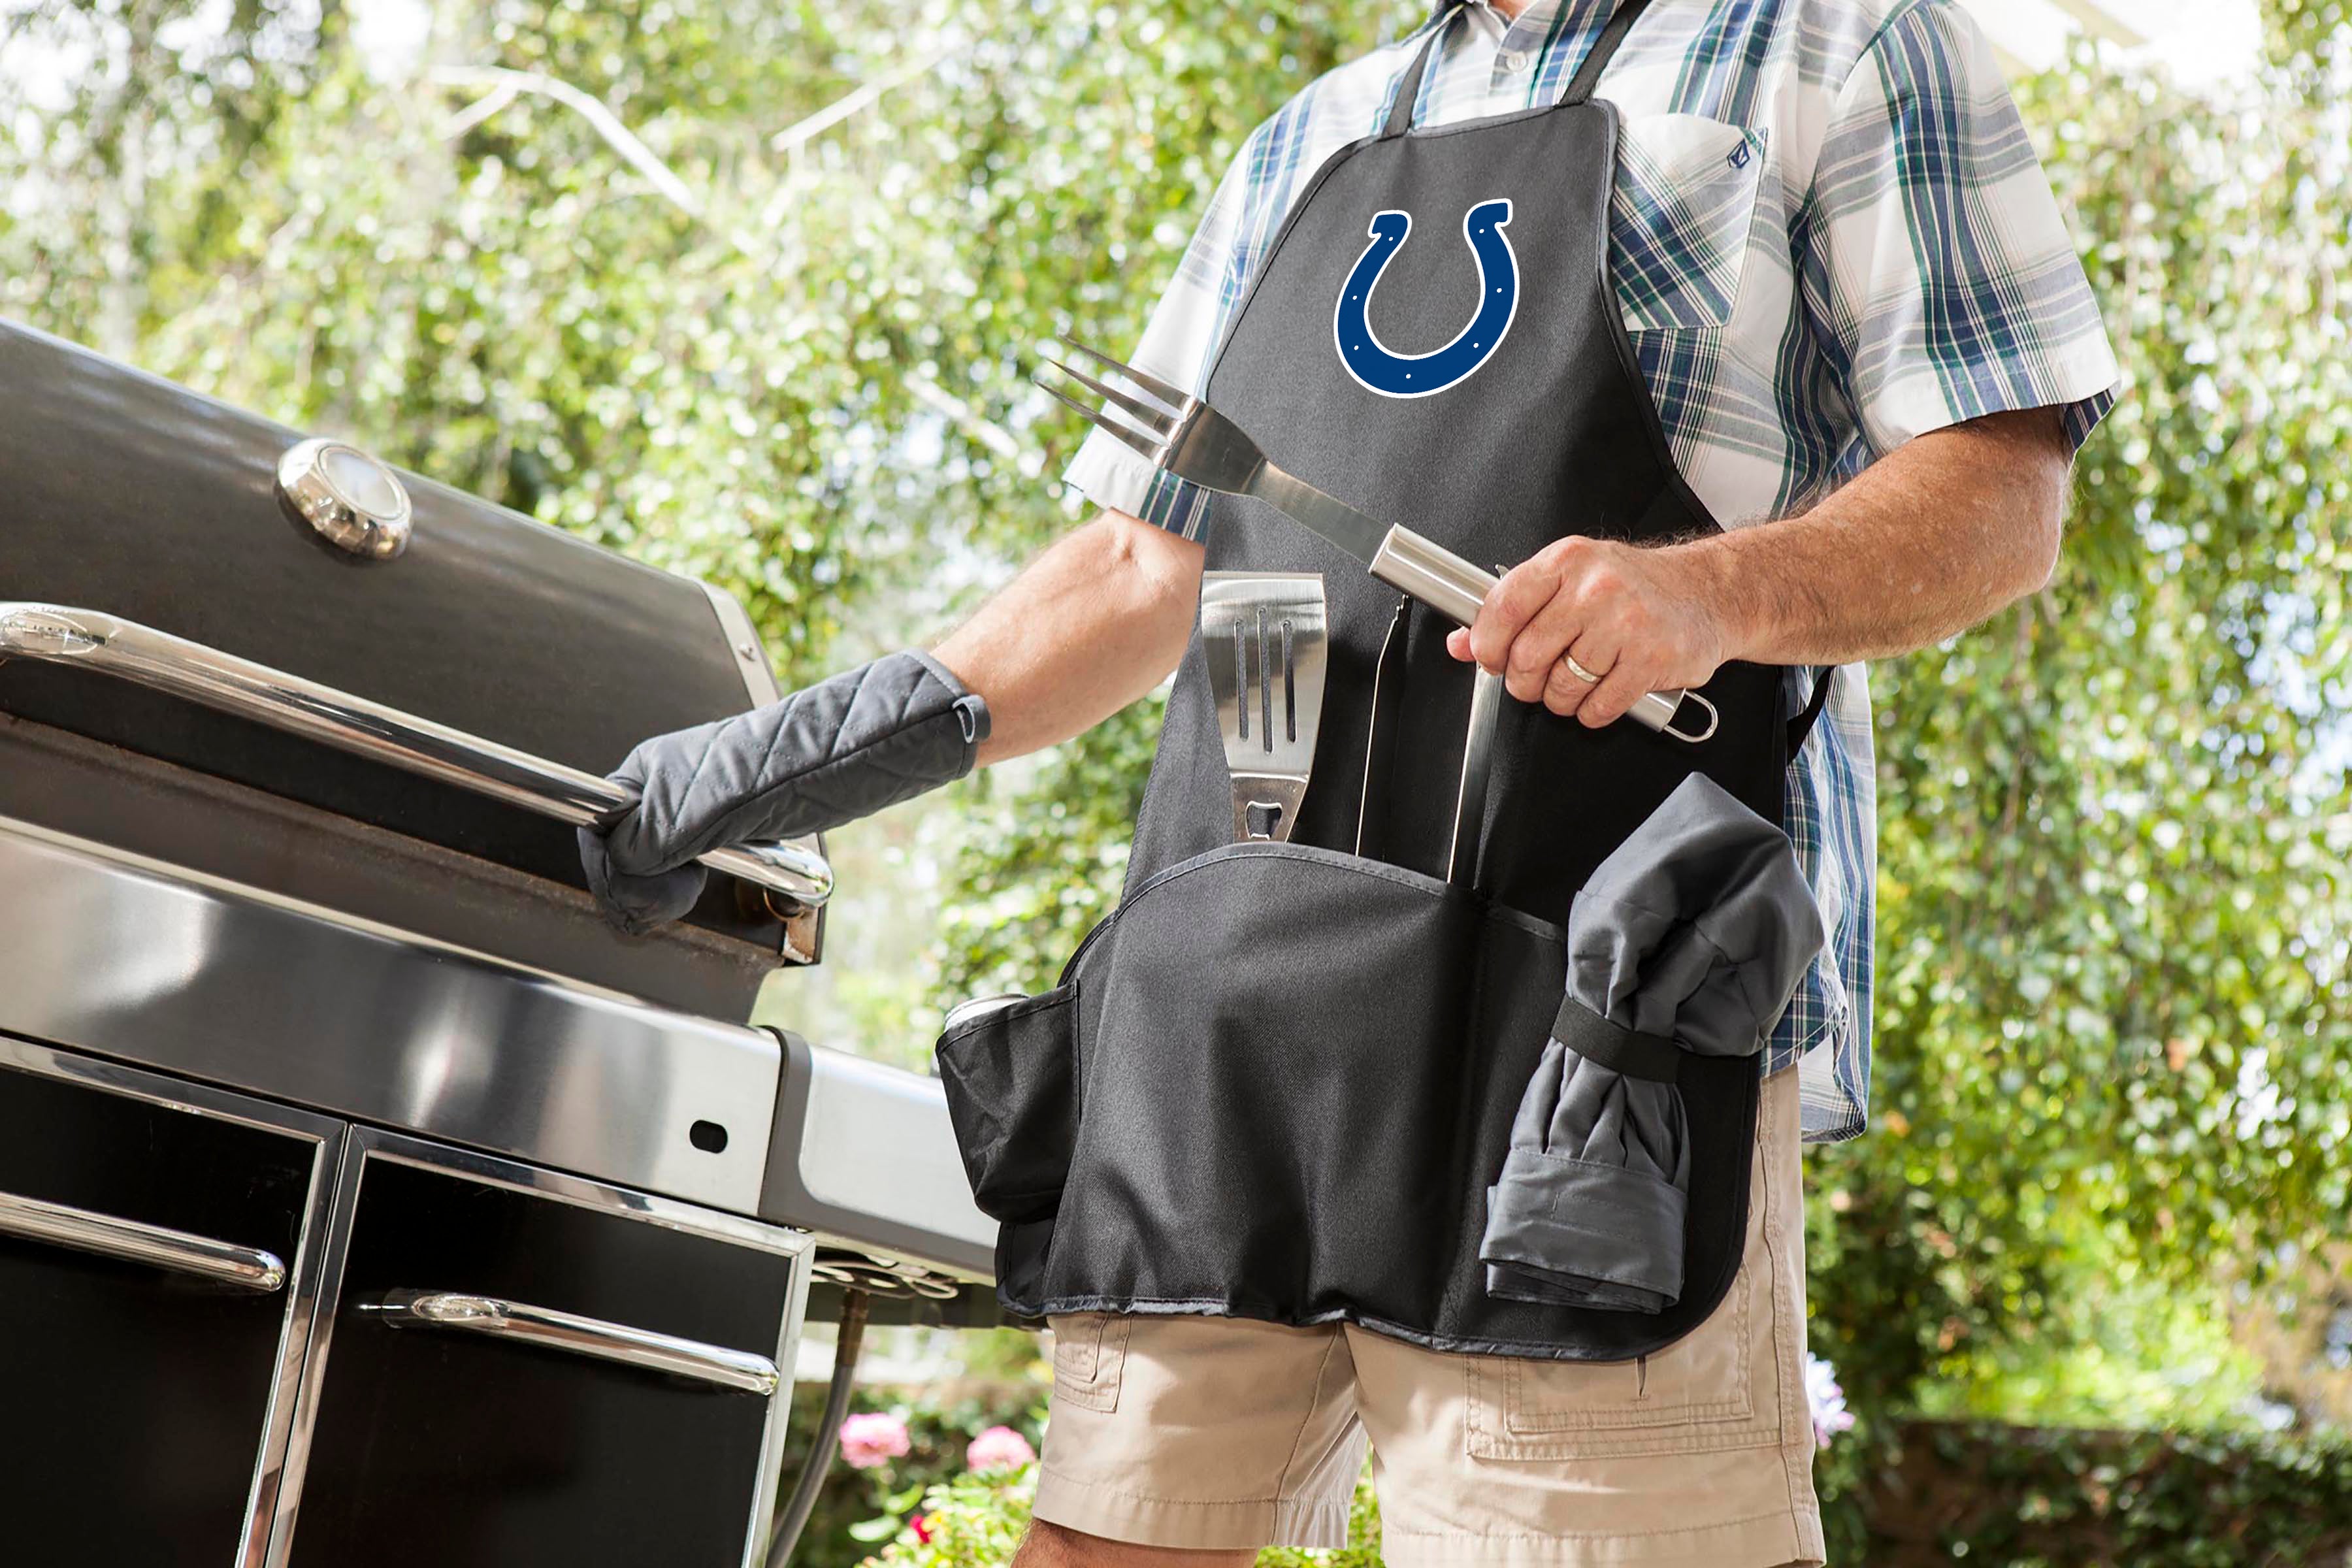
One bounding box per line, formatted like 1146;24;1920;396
1032;1064;1824;1567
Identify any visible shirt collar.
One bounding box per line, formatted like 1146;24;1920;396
1437;1;1604;49
1483;0;1569;25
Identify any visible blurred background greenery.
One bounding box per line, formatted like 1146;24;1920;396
5;0;2350;1560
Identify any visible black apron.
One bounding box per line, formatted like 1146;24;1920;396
940;0;1826;1360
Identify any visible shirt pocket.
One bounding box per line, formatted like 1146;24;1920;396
1610;113;1770;333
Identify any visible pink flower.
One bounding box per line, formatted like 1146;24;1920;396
965;1424;1037;1473
911;1513;935;1544
838;1411;911;1469
1804;1353;1855;1450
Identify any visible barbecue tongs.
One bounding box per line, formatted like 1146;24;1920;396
1038;340;1717;744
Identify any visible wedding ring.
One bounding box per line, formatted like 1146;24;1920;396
1562;652;1602;685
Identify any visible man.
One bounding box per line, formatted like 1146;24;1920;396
584;1;2117;1562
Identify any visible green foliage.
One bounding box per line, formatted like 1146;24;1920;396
1908;1258;2274;1431
2264;0;2352;65
858;1464;1038;1568
934;696;1163;1000
1844;1418;2352;1566
856;1461;1386;1568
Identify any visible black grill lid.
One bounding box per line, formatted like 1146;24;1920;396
0;318;819;986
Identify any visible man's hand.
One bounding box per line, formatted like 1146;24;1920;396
1445;536;1737;729
1447;406;2076;719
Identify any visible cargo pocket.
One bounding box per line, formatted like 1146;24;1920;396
1465;1256;1777;1460
1610;113;1769;332
1049;1312;1132;1414
935;985;1079;1223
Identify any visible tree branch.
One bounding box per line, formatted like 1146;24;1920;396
430;64;704;218
768;48;951;155
439;79;521;141
905;372;1021;462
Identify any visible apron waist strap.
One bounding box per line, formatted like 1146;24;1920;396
1552;998;1683;1083
1787;664;1837;756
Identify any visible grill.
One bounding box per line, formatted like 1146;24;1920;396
0;318;994;1568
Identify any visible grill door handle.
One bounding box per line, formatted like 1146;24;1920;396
0;602;832;911
367;1289;779;1395
0;1190;288;1292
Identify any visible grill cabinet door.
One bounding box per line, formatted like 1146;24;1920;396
0;1040;339;1567
282;1134;806;1568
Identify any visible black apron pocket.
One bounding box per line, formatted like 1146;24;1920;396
1040;843;1495;1327
935;985;1080;1224
986;839;1760;1361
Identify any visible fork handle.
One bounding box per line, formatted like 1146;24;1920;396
1369;526;1717;744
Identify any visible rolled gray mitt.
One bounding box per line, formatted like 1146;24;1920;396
578;649;990;933
1480;773;1823;1313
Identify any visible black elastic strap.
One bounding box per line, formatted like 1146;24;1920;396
1552;998;1683;1085
1447;665;1503;890
1382;2;1465;138
1353;595;1415;860
1562;0;1660;105
1786;665;1836;757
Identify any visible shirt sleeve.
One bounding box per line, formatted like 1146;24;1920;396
1058;122;1271;540
1799;0;2121;459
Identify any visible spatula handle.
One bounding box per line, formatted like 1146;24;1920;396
1367;526;1717;744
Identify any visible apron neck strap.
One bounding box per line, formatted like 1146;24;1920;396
1384;0;1659;140
1382;3;1465;140
1562;0;1657;105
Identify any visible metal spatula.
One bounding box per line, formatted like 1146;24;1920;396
1201;573;1328;842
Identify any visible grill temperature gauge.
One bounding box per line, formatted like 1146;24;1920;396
276;438;413;560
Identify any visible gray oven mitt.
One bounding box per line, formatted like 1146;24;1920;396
578;650;989;934
1480;773;1822;1313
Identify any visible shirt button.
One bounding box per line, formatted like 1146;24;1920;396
1502;48;1532;73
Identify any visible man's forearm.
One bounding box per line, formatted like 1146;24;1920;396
1673;407;2071;667
1452;406;2075;725
931;511;1205;765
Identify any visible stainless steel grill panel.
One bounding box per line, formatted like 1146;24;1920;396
0;817;779;1214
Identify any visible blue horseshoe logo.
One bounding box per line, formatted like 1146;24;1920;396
1333;199;1518;399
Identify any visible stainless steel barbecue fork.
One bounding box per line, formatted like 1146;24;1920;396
1035;338;1716;744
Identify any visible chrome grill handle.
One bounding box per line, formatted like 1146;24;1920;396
0;1190;287;1292
365;1289;779;1395
0;602;834;911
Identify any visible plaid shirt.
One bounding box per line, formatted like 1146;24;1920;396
1064;0;2119;1143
